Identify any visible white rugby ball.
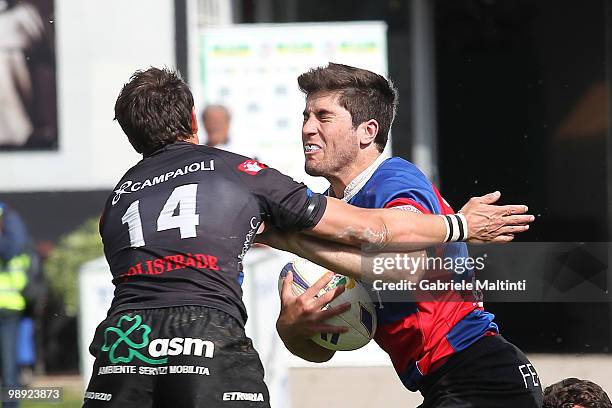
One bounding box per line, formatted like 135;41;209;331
278;259;377;351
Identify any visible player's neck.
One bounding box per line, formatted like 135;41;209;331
175;133;200;146
329;152;382;199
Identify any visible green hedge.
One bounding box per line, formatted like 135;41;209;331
45;218;103;316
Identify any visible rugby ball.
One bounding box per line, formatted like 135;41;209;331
278;259;377;351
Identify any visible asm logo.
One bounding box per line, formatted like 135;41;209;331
237;160;267;175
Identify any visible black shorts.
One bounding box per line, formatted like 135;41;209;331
83;306;270;408
419;334;543;408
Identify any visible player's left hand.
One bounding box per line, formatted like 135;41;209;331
277;271;351;342
459;191;535;243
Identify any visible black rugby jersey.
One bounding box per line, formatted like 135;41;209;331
100;142;327;324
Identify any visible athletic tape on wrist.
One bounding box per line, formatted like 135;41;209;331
456;213;468;240
439;215;450;242
440;214;468;242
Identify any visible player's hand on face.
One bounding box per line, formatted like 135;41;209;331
459;191;535;243
277;271;351;342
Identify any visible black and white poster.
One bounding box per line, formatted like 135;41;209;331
0;0;56;150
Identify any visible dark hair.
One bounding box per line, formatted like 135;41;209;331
298;63;398;152
114;67;194;155
543;378;612;408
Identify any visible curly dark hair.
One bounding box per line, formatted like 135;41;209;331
298;63;398;153
543;378;612;408
114;67;194;155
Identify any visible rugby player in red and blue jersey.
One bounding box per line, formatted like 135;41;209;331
275;63;543;407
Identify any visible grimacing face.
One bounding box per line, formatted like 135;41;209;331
301;91;360;178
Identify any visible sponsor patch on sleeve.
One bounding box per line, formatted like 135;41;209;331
237;160;268;175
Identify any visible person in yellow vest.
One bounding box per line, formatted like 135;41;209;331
0;202;30;407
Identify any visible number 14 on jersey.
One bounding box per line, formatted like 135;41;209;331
121;184;200;247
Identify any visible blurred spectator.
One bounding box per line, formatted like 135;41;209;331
0;0;57;149
0;203;28;260
0;203;40;406
543;378;612;408
202;104;231;147
201;104;256;157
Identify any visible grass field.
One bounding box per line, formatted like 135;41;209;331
20;376;83;408
21;390;82;408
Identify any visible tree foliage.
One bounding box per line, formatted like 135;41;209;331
45;218;103;316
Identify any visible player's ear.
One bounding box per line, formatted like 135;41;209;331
187;107;200;144
191;107;199;135
359;119;379;146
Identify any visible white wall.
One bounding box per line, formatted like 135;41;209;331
0;0;175;192
289;354;612;407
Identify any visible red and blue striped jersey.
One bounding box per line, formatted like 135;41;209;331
344;156;498;391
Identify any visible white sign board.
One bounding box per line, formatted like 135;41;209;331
190;21;389;192
78;258;115;388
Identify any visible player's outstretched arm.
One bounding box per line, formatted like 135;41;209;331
277;271;346;363
308;191;533;248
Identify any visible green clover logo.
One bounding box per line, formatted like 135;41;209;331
101;315;167;365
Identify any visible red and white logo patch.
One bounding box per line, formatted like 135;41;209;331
237;160;268;175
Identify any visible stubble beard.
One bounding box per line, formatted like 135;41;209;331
304;144;358;180
304;158;327;177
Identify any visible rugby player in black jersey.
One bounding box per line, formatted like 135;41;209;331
83;67;533;407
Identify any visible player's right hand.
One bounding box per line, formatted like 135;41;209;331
276;271;351;342
459;191;535;243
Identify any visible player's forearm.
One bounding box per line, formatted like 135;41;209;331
370;209;450;246
310;194;533;247
283;232;426;283
284;233;363;279
255;229;370;280
310;198;451;249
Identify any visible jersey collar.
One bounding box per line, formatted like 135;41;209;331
334;154;388;202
